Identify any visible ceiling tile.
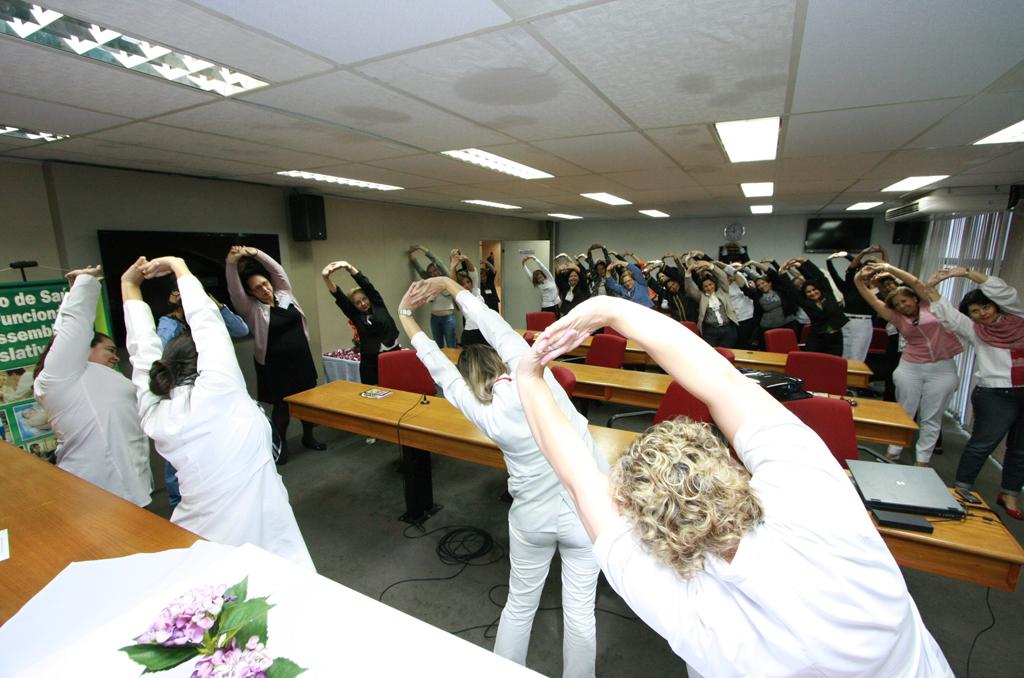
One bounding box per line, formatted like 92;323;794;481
0;92;131;135
686;160;779;186
783;99;966;158
774;179;851;196
240;71;514;151
291;162;454;189
476;142;590;176
792;0;1024;112
193;0;512;65
536;174;631;194
907;91;1024;148
499;0;595;20
152;100;415;161
864;146;1009;179
776;152;889;181
44;0;333;81
534;131;675;173
462;179;571;198
0;37;216;118
532;0;796;127
987;59;1024;94
645;125;725;168
356;26;630;140
602;168;699;190
961;148;1024;176
366;153;516;183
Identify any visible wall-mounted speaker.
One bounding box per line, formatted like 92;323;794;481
892;221;926;245
289;194;326;241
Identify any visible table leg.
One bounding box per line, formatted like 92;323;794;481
399;446;442;525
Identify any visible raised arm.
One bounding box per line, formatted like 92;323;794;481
122;257;165;424
225;246;255;317
875;262;939;302
422;276;526;362
211;295;249;338
40;267;103;381
322;261;359;319
853;266;892;322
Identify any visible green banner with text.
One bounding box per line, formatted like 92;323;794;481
0;278;111;458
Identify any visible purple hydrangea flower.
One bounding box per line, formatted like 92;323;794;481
191;636;274;678
135;584;228;647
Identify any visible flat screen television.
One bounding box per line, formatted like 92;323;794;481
97;230;281;344
803;218;873;253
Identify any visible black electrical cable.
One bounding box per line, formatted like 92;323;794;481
965;587;995;678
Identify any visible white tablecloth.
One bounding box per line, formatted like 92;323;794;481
0;542;537;677
323;355;361;383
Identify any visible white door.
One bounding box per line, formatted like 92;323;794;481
500;240;551;329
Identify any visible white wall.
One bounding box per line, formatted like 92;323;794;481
0;160;60;284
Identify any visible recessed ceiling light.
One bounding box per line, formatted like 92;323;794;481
0;124;68;142
974;119;1024;145
714;117;780;163
548;213;583;220
749;205;773;214
441;148;553;180
462;199;521;210
580;192;632;206
0;0;267;97
882;176;949;192
846;202;883;211
740;182;774;198
638;210;670;218
277;170;402;191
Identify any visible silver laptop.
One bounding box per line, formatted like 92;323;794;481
848;460;965;519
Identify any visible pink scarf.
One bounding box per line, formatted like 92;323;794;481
974;313;1024;350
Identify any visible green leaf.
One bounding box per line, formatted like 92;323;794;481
266;657;306;678
119;644;198;673
217;597;273;646
223;576;248;604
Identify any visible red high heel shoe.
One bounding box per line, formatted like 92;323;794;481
996;493;1024;521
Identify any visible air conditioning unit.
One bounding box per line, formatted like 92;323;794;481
885;191;1007;222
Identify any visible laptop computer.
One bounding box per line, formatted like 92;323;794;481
848;460;965;519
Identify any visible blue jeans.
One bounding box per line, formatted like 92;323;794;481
430;313;457;348
955;387;1024;495
165;461;181;509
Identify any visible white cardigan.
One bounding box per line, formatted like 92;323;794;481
33;275;153;506
125;275;314;571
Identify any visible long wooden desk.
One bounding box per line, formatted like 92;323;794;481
288;381;1022;591
518;330;874;387
0;441;200;625
442;348;916;447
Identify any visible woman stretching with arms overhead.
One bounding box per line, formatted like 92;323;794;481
516;296;951;678
397;276;606;678
123;256;314;570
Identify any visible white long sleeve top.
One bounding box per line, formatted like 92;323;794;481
461;269;484;332
33;275;153;506
125;274;314;571
412;290;606;533
930;276;1023;388
525;257;561;309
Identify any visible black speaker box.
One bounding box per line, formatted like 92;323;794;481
289;194;326;241
892;221;926;245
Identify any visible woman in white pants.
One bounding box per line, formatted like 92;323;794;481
397;276;605;678
855;264;963;465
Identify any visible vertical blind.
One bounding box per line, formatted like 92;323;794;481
919;211;1014;427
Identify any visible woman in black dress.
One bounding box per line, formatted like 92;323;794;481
226;246;323;464
321;260;400;385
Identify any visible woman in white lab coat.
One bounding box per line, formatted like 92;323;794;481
33;266;153;506
122;256;314;570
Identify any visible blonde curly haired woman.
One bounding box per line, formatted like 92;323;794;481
516;296;952;678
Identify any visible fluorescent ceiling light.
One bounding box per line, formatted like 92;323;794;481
0;0;267;97
881;176;948;192
0;124;68;142
740;182;774;198
462;199;521;210
714;117;780;163
580;192;632;206
846;202;883;211
638;210;670;218
277;170;402;191
974;119;1024;145
441;148;553;180
548;213;583;220
749;205;773;214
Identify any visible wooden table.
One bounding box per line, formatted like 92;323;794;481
0;441;199;625
442;348;916;447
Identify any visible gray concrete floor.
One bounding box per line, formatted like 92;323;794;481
149;402;1023;677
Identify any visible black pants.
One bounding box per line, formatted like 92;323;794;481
805;330;843;356
735;318;758;349
955;386;1024;493
271;400;316;463
461;328;486;346
702;323;737;348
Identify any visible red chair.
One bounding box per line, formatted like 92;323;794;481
377;349;436;395
783;397;864;469
867;327;888;356
785;351;848;396
522;331;535;346
714;347;735;364
550;365;576;398
764;328;798;354
608;380;713;427
681;321;701;336
585;333;627;369
526;311;557;332
603;326;625;338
